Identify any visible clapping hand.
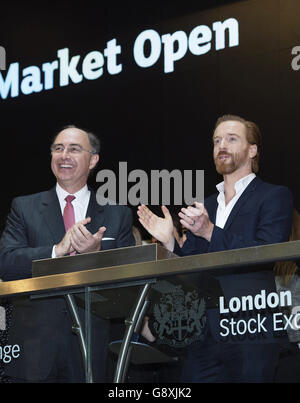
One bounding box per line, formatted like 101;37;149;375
179;202;214;241
55;217;107;256
69;218;106;254
137;204;175;251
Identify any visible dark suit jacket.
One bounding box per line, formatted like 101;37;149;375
0;187;135;382
0;187;135;281
174;177;293;342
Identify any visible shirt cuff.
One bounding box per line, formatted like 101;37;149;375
51;245;57;258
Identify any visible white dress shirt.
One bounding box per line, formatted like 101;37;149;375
56;183;91;223
215;173;256;229
52;183;91;257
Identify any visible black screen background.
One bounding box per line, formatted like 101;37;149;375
1;0;300;236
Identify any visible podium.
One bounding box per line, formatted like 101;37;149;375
32;243;178;383
2;240;300;382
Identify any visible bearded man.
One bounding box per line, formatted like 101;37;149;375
138;115;293;382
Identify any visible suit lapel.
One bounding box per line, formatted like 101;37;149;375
85;189;105;234
205;195;218;224
223;176;261;230
39;187;105;240
39;187;66;243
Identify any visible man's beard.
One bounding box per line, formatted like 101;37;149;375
214;152;240;175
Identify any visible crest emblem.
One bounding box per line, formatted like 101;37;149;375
152;283;206;348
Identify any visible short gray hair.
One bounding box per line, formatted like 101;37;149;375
52;124;100;154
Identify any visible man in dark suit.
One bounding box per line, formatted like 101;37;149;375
0;125;135;382
138;115;293;382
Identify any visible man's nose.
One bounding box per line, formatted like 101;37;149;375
62;147;71;158
219;138;227;149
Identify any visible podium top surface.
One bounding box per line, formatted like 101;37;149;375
0;240;300;297
32;243;169;277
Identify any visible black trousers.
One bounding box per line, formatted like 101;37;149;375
181;330;281;383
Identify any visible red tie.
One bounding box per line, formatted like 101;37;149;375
63;195;76;255
63;195;76;231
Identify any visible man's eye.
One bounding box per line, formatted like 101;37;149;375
70;146;81;153
54;146;64;152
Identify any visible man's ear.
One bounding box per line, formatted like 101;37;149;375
249;144;257;159
89;153;99;170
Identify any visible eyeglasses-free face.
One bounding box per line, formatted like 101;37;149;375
213;121;257;176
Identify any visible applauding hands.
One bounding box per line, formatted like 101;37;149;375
138;202;214;251
55;217;106;257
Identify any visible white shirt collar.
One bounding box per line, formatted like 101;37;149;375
56;183;90;205
216;173;256;196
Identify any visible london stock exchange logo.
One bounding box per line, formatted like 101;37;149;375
152;282;206;348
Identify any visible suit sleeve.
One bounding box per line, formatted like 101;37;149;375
208;186;293;252
0;198;53;281
173;234;209;256
178;186;293;256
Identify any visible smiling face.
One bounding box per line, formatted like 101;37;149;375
51;127;99;193
213;120;257;176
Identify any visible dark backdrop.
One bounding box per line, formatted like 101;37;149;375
1;0;300;236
